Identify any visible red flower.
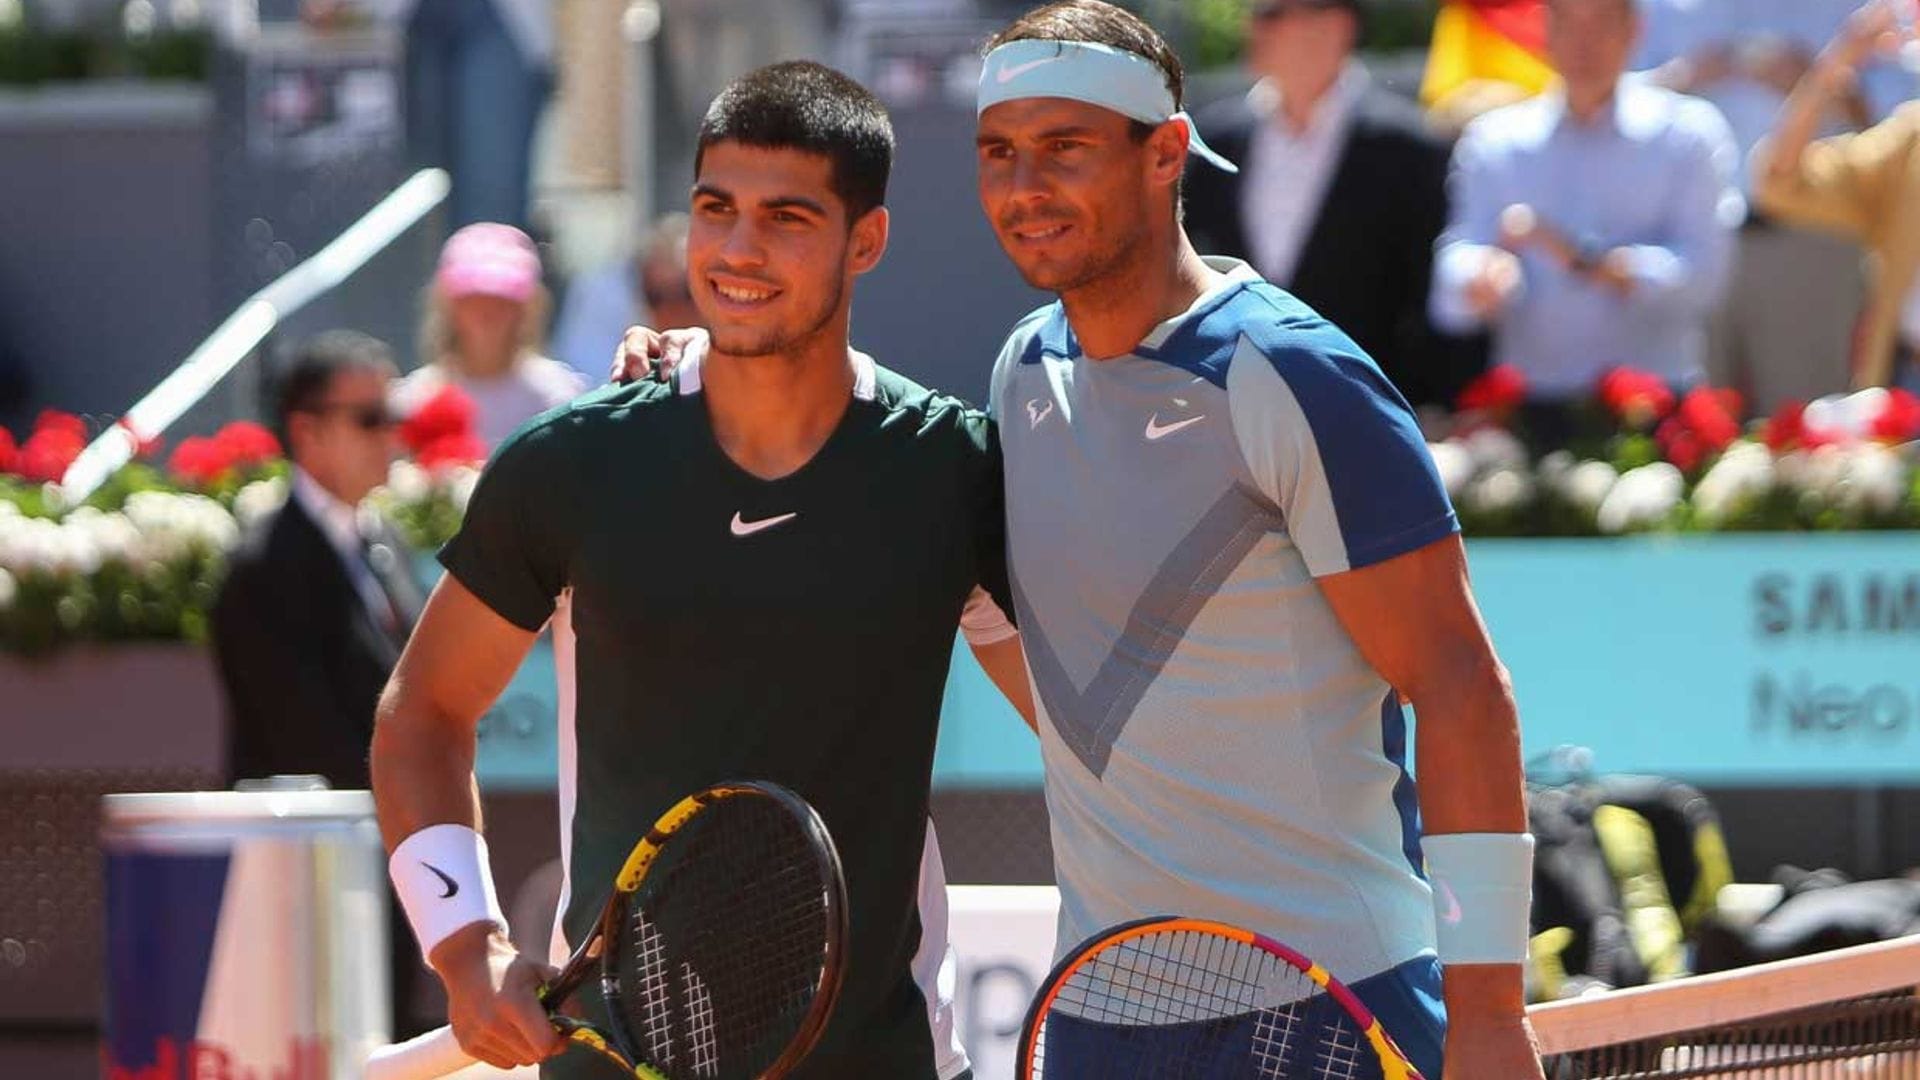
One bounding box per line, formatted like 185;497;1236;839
415;433;487;472
1597;368;1675;428
168;435;232;486
1656;387;1740;472
1763;400;1806;452
214;421;282;468
1657;419;1706;473
1870;387;1920;443
18;427;85;483
0;428;17;475
1674;387;1741;452
1456;365;1529;413
399;385;478;458
33;409;87;441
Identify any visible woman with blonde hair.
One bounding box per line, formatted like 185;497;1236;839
395;223;587;449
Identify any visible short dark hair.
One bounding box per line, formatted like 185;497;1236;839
694;61;895;221
984;0;1187;129
274;330;395;441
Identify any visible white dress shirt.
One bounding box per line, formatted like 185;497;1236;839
1433;83;1744;396
1241;64;1369;285
291;468;396;628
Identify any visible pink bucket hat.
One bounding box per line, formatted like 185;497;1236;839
435;222;541;302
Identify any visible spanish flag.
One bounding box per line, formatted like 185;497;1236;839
1420;0;1555;111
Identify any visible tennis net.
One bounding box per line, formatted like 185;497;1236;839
1528;935;1920;1078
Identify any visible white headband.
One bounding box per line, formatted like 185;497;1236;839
977;39;1239;174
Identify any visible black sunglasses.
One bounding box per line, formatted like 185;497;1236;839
304;402;396;431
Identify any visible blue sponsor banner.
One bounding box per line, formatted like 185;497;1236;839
928;534;1920;787
469;536;1920;792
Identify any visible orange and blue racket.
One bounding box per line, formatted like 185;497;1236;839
1020;916;1428;1079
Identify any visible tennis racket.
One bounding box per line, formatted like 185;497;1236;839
1020;916;1428;1080
366;780;848;1080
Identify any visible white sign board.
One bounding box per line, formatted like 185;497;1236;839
946;886;1060;1080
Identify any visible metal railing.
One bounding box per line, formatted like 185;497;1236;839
56;167;451;503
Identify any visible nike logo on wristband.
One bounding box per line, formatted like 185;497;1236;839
422;861;460;900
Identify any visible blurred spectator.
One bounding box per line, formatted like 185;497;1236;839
214;331;428;1034
1433;0;1743;440
550;212;700;379
1186;0;1486;411
216;331;420;789
1636;0;1911;414
1754;2;1920;394
394;222;586;448
311;0;555;230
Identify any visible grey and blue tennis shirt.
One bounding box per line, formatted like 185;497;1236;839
992;259;1460;988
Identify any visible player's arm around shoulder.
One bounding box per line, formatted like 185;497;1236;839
948;399;1037;732
1314;538;1544;1079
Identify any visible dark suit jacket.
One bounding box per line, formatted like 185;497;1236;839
1186;82;1487;409
213;493;425;790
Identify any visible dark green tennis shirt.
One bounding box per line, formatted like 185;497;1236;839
440;353;1008;1078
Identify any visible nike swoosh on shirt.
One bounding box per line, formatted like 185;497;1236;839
730;511;799;538
422;862;459;900
1144;413;1207;440
996;55;1066;84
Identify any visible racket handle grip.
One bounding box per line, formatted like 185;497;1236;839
364;1025;476;1080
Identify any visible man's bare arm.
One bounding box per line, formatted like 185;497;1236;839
370;574;562;1067
1316;535;1543;1079
371;574;537;848
970;635;1036;733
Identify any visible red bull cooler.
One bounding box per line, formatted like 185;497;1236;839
100;789;390;1080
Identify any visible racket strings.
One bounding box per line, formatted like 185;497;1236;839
610;794;833;1080
1031;928;1373;1079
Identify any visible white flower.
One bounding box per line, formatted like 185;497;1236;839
1561;461;1620;514
232;476;289;530
445;466;481;515
1597;462;1684;534
1463;427;1529;473
1691;441;1774;524
1427;441;1476;499
386;461;431;504
1778;445;1850;498
1837;444;1906;516
63;508;142;567
1537;450;1577;489
1463;467;1536;516
0;567;14;610
123;491;239;561
1803;388;1888;443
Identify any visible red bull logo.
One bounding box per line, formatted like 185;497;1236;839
103;1036;330;1080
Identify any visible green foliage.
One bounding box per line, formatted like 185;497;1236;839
0;6;208;86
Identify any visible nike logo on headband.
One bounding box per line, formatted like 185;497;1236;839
996;55;1066;84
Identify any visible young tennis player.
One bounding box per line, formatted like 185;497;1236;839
974;3;1543;1076
369;62;1028;1079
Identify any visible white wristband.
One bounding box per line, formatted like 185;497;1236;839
1425;832;1535;965
389;824;510;963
